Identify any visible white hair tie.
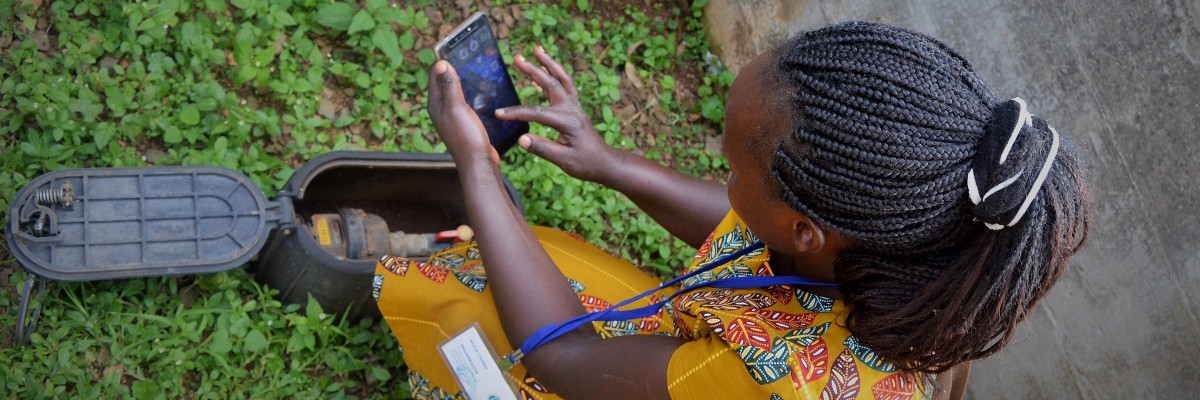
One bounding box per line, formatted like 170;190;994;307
966;98;1060;230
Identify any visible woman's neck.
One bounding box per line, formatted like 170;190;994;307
767;249;844;300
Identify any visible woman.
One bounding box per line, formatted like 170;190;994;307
374;21;1091;399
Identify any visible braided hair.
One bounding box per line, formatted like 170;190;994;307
768;21;1091;373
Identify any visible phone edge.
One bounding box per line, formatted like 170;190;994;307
433;11;489;60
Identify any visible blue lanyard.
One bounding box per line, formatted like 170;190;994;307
504;241;837;366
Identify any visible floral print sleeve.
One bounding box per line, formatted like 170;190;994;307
666;211;929;400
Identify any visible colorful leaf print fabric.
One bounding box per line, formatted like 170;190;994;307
872;372;922;400
373;212;928;399
727;316;773;351
665;211;929;399
795;337;830;384
738;337;794;384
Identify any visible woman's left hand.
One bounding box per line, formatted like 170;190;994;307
427;60;500;168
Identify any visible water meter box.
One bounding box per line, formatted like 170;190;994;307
253;151;521;321
6;151;521;325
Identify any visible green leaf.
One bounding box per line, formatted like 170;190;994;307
230;0;256;12
236;66;258;84
366;0;387;12
417;48;436;66
333;116;354;128
371;29;403;65
700;97;724;123
416;69;429;89
306;295;325;321
132;380;161;398
209;328;232;354
233;29;255;66
303;332;316;350
274;10;297;26
244;329;267;352
372;84;390;101
369;366;391;381
136;18;158;32
213;136;229;153
94;127;113;149
398;30;414;51
163;126;183;144
104;86;129;115
204;0;228;12
255;48;275;66
315;3;356;32
660;74;676;90
287;332;305;353
180;106;200;126
375;7;401;24
347;11;375;35
354;73;371;88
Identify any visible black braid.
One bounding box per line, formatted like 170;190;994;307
768;21;1092;373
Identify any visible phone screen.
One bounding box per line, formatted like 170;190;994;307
437;15;528;155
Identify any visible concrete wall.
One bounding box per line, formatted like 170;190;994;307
704;0;1200;398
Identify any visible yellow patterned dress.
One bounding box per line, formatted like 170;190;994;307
374;211;928;399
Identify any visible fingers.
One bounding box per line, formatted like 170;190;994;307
429;61;466;116
513;53;568;103
427;61;446;110
428;60;493;160
518;134;567;162
532;46;576;96
495;105;573;131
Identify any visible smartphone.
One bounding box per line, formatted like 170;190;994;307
434;12;529;155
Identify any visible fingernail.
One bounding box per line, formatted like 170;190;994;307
434;61;448;74
536;45;544;54
495;108;505;116
518;135;532;149
515;54;525;63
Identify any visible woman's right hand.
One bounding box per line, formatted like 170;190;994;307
496;46;617;183
500;47;731;248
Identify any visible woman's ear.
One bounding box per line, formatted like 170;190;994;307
791;216;827;254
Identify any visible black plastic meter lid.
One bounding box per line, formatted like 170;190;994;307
5;166;280;281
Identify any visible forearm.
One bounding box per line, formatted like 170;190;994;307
598;149;730;248
428;56;629;391
454;158;592;357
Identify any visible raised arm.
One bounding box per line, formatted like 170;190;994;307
428;60;683;399
496;47;729;247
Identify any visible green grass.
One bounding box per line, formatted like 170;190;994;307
0;0;730;397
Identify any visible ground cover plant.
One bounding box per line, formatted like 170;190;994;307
0;0;732;397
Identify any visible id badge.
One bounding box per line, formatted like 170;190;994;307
438;322;520;400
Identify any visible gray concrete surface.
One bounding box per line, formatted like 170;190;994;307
704;0;1200;398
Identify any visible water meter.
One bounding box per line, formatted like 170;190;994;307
5;151;521;343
